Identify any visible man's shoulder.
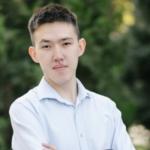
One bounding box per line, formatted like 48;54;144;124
9;86;43;124
87;90;116;111
10;87;39;111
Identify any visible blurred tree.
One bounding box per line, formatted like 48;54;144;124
122;0;150;129
0;0;136;149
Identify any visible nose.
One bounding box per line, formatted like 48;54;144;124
53;46;64;61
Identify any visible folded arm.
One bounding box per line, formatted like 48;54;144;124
9;102;56;150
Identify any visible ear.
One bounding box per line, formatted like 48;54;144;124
28;46;39;63
78;38;86;57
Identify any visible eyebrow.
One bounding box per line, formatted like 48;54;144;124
60;37;73;41
39;37;73;44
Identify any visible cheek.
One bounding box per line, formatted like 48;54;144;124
37;52;51;63
70;49;79;63
70;46;80;56
68;54;79;68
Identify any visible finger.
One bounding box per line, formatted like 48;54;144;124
42;142;57;150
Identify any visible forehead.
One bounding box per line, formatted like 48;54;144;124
33;22;78;44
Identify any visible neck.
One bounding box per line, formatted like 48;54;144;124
45;76;77;105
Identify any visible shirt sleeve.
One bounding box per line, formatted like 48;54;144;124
111;103;136;150
9;102;47;150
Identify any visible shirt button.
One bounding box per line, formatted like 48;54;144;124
80;134;83;137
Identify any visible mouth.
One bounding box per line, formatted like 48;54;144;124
53;65;67;71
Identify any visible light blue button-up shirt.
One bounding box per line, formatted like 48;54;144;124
9;77;135;150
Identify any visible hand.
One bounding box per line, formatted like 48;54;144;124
42;142;57;150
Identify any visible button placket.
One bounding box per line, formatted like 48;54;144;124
74;104;89;150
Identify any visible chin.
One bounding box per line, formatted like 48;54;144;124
45;74;75;86
52;77;70;85
54;80;69;85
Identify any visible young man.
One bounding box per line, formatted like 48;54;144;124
9;4;135;150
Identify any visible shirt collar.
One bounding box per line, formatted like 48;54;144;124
76;78;90;101
37;77;90;105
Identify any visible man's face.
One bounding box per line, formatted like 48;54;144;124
29;22;86;85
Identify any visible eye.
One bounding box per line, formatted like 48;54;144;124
42;45;51;49
63;42;71;46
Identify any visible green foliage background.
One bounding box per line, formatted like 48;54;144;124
0;0;149;149
122;0;150;130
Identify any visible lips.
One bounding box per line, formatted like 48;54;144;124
53;64;67;71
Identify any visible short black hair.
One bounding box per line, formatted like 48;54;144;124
28;4;80;45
